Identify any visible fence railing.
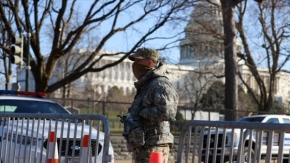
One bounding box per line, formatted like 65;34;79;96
0;113;113;163
176;120;290;163
48;97;288;135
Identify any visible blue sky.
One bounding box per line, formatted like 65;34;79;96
73;0;187;64
38;0;187;65
36;1;290;71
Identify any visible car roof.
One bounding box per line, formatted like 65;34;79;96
239;114;290;120
249;114;290;117
0;95;57;103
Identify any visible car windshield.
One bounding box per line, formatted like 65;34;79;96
0;99;70;114
237;116;265;122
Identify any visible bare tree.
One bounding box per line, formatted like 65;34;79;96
51;19;101;99
176;63;224;119
218;0;239;121
180;0;263;121
181;0;242;120
236;0;290;112
0;0;194;94
106;86;135;111
181;0;225;62
200;81;258;119
177;0;225;116
215;0;263;120
200;81;225;110
0;8;13;89
53;35;99;99
183;71;213;107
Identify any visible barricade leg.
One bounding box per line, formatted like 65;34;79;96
80;135;91;163
150;152;164;163
47;131;59;163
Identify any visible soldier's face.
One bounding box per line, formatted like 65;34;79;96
132;61;151;80
134;58;156;68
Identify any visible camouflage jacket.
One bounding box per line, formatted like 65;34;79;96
128;62;179;146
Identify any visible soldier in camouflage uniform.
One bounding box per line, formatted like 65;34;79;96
123;47;179;163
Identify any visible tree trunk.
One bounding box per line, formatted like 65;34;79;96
34;63;49;93
221;0;238;121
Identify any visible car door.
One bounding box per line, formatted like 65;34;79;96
281;117;290;154
261;118;280;154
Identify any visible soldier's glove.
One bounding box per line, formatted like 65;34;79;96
117;115;129;140
117;115;126;123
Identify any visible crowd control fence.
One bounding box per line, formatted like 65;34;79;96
0;113;112;163
50;97;283;135
176;120;290;163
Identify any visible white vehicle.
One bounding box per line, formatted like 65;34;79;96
0;90;114;163
201;114;290;163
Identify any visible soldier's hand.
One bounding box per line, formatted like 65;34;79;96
117;115;125;123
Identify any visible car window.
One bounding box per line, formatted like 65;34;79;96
282;118;290;124
0;100;70;114
266;118;279;123
0;105;17;112
237;117;265;122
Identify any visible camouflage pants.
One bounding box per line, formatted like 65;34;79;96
133;145;170;163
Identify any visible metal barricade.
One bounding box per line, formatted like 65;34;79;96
0;113;113;163
176;120;290;163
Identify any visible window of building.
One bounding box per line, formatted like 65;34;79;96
274;77;279;94
115;71;118;80
253;80;258;92
186;46;189;58
180;46;185;59
126;63;131;80
126;87;130;95
121;63;125;80
176;81;180;89
109;68;113;79
264;76;269;91
245;74;251;86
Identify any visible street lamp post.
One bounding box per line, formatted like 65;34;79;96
87;94;91;114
